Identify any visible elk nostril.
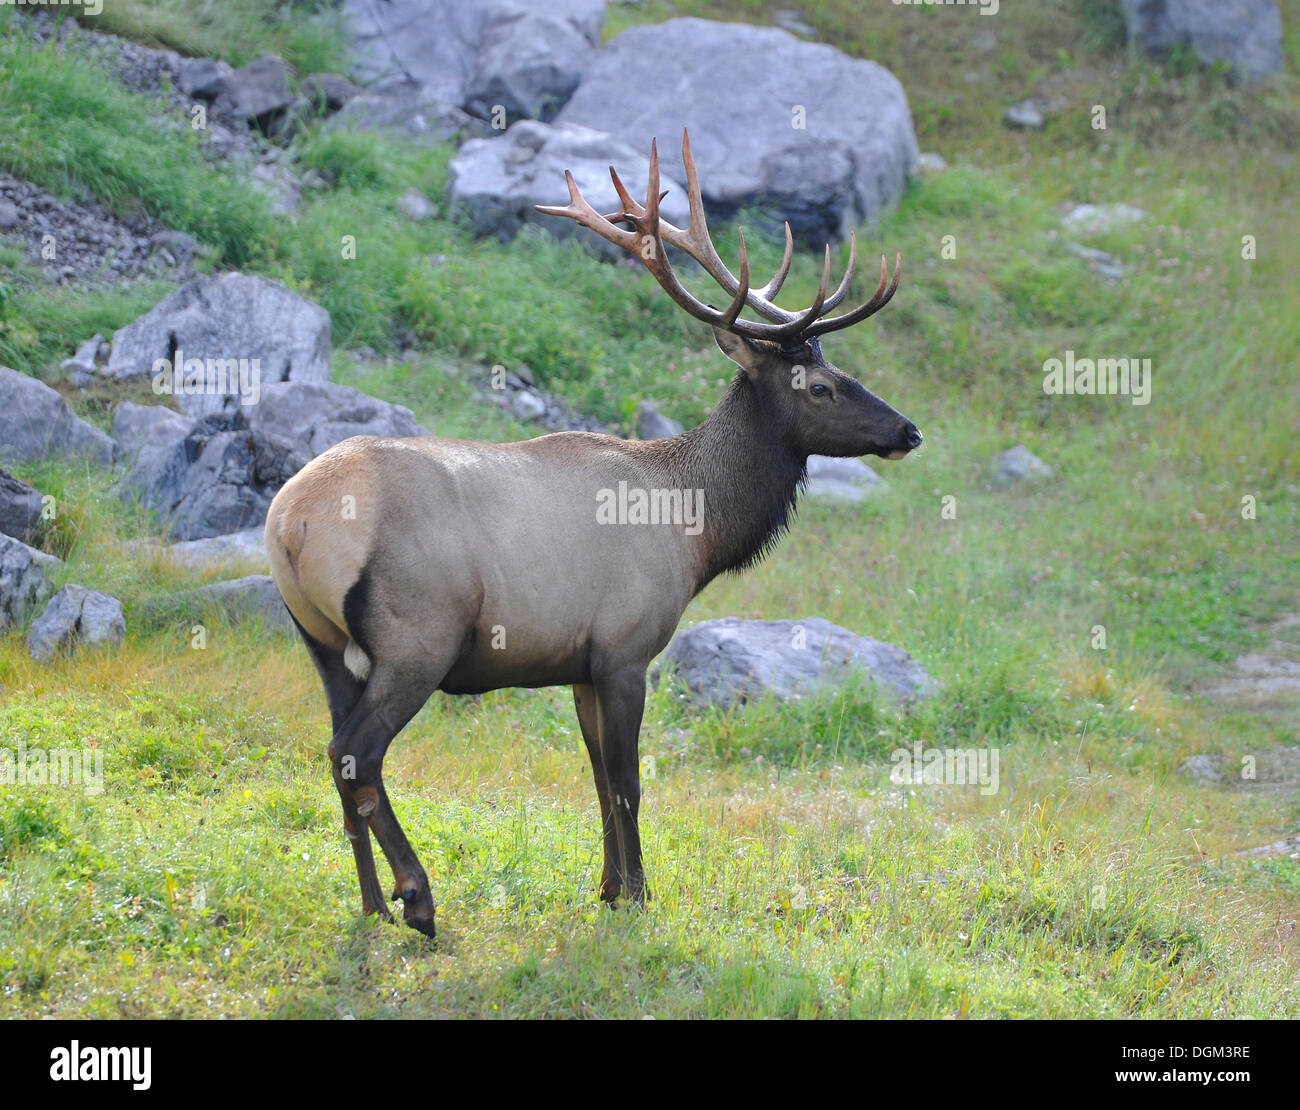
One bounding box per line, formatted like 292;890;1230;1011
904;424;922;450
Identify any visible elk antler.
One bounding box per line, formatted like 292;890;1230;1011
535;129;901;348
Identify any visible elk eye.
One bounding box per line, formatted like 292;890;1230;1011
810;383;830;397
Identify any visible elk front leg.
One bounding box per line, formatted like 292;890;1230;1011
593;668;648;905
574;683;620;902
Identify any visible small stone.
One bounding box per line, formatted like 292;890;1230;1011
993;445;1053;486
396;189;435;222
1061;203;1148;236
913;152;948;175
1004;100;1044;129
636;400;684;440
1177;754;1227;783
511;390;547;422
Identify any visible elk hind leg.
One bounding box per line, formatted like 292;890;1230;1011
293;618;390;920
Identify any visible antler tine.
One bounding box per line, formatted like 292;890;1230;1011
803;252;902;340
608;163;639;221
534;169;640;252
756;222;794;301
819;231;858;314
719;229;752;329
768;244;833;347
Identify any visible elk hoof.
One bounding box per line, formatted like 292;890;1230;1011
404;913;436;939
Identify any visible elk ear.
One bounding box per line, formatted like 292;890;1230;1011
712;327;769;379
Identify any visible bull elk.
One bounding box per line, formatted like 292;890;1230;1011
265;130;921;937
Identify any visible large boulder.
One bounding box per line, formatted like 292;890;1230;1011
1118;0;1283;83
113;404;270;541
0;468;45;542
652;616;934;711
804;455;886;503
246;380;428;488
449;120;689;243
0;367;116;466
27;584;125;663
343;0;605;122
0;533;60;631
105;273;332;418
177;575;291;631
324;85;481;143
132;527;269;573
557;18;918;244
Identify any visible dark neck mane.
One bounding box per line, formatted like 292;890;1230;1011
648;372;806;594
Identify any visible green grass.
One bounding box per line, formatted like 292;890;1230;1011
0;0;1298;1017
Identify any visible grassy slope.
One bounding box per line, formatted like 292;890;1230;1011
0;1;1297;1016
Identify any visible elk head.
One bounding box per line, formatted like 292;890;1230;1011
536;130;921;462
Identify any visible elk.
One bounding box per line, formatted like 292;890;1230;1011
265;131;921;937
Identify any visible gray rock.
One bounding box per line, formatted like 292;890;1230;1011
250;161;303;217
1061;239;1125;281
1177;753;1228;783
511;389;548;422
1236;834;1300;859
105;273;332;418
0;468;45;542
448;120;689;243
168;428;271;541
652;616;934;711
0;533;59;631
804;477;869;503
1061;203;1147;236
301;72;363;113
913;152;948;175
558;18;917;244
0;199;19;229
806;454;885;487
772;10;817;38
343;0;604;122
1004;100;1045;129
1118;0;1283;83
636;401;683;440
993;444;1053;486
182;574;290;630
228;55;295;125
178;57;233;100
325;86;481;142
150;229;200;265
0;366;116;466
805;454;887;503
132;526;269;573
246;380;428;488
113;405;270;541
397;188;435;221
463;8;595;122
27;584;125;662
58;334;108;385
